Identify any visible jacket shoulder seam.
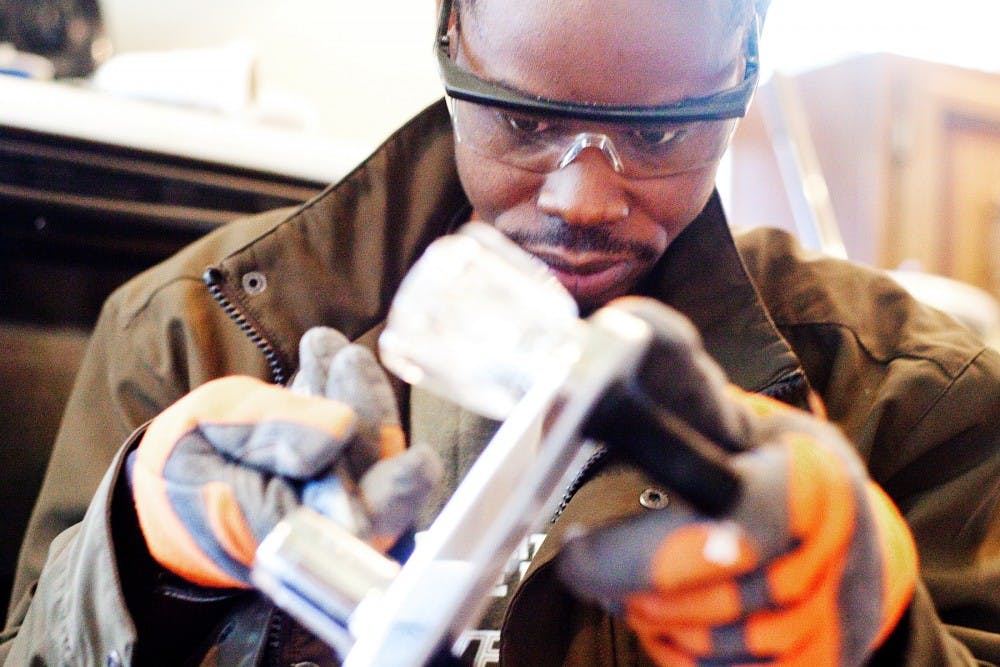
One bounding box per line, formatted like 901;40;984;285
112;274;209;331
776;320;984;382
893;347;988;445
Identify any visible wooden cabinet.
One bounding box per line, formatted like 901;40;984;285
728;53;1000;298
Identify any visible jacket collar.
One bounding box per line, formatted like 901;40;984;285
212;100;469;378
640;193;802;393
214;99;801;396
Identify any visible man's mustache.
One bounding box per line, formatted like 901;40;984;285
502;216;659;261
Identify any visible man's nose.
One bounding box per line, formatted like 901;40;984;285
537;147;631;226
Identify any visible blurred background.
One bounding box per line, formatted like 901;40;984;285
0;0;1000;314
8;0;994;310
5;0;1000;293
728;0;1000;345
732;0;1000;286
2;0;1000;612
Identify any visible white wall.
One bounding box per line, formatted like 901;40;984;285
98;0;443;165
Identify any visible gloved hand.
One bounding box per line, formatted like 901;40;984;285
557;298;919;666
129;327;441;589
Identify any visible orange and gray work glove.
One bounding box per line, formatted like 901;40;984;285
557;299;919;666
129;326;440;589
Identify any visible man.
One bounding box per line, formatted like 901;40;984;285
4;0;1000;664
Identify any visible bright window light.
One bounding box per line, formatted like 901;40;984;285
762;0;1000;75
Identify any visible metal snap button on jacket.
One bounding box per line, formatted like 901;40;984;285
242;271;268;295
639;487;669;509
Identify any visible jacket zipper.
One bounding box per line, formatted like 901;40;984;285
550;444;608;524
204;266;294;662
203;267;289;385
266;606;284;667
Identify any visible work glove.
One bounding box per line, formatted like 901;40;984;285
129;326;440;589
557;298;919;666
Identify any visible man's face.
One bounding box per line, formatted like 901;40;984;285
452;0;747;314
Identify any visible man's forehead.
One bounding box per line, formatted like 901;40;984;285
463;0;747;31
461;0;746;61
458;0;748;107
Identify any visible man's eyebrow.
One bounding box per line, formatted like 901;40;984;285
480;75;550;104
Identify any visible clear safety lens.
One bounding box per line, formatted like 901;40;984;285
448;97;737;179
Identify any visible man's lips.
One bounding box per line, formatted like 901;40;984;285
524;247;635;303
526;248;626;275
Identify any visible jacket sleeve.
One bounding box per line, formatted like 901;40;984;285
737;226;1000;664
2;294;173;642
1;426;245;666
2;289;182;626
0;268;262;661
0;280;188;664
873;346;1000;665
1;436;141;664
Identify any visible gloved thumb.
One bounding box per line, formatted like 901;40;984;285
291;326;351;396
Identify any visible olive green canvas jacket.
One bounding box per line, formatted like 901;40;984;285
3;101;999;666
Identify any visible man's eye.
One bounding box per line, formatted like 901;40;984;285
500;113;547;134
631;127;686;148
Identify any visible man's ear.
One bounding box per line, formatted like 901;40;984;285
441;0;459;57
